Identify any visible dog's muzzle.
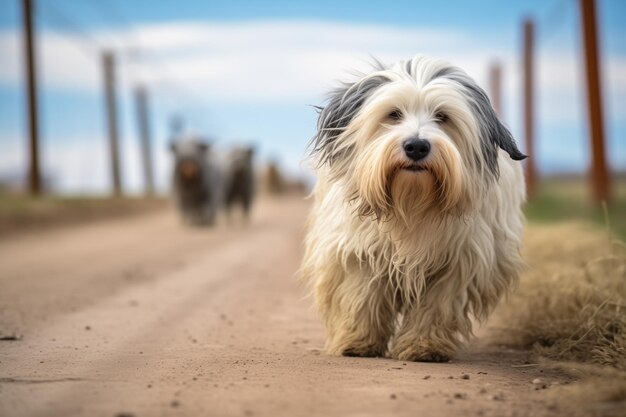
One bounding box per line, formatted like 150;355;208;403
179;160;200;181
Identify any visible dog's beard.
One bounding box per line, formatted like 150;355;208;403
349;131;469;225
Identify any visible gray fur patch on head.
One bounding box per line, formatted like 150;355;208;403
310;75;390;165
439;71;527;177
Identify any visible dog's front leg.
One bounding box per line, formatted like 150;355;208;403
390;283;472;362
315;265;396;358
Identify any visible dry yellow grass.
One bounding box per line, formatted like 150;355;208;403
490;221;626;409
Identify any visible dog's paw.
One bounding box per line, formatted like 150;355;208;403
341;345;384;358
391;341;453;363
404;350;450;363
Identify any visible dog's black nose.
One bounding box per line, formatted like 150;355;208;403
403;138;430;161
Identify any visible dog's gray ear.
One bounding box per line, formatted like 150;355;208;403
491;118;527;161
450;73;527;175
311;75;389;165
169;142;177;153
481;102;527;162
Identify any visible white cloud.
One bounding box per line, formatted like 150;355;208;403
0;21;497;101
123;20;493;104
0;32;20;85
129;20;468;52
1;19;624;116
0;31;101;93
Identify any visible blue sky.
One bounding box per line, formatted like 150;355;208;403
0;0;625;194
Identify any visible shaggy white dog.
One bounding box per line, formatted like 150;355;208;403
301;55;526;362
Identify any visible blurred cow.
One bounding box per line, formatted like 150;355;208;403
170;138;223;226
224;146;255;221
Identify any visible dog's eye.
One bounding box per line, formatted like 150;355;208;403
435;111;448;123
387;109;403;122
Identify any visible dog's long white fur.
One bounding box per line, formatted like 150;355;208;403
301;56;526;361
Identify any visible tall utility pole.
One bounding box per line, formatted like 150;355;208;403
580;0;610;203
523;19;537;199
102;51;122;196
135;86;154;196
22;0;41;195
489;61;503;117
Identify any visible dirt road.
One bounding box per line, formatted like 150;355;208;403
0;197;573;417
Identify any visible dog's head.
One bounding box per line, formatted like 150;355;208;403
311;55;525;222
170;139;210;185
228;145;255;174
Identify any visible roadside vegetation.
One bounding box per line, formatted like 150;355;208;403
492;179;626;414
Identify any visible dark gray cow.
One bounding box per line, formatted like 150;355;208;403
170;138;223;226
